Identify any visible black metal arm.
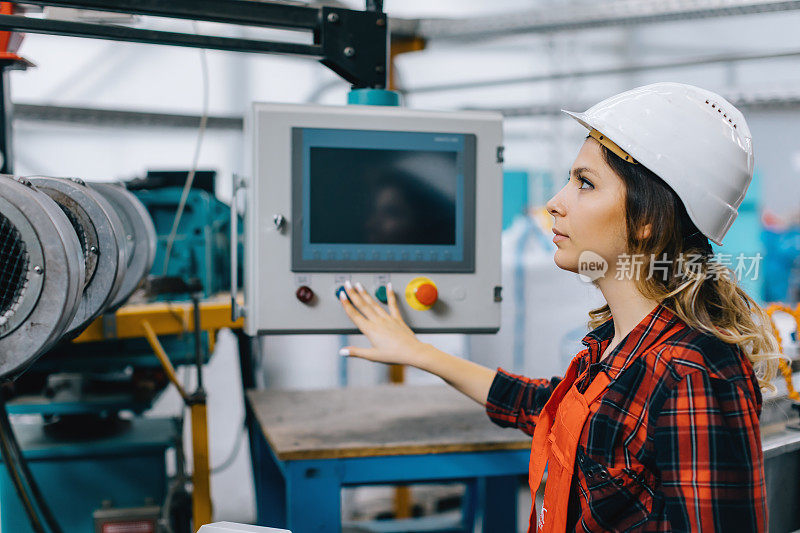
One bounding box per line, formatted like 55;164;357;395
1;0;388;88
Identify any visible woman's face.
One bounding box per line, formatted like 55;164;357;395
545;138;629;276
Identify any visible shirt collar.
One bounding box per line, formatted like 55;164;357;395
580;303;680;381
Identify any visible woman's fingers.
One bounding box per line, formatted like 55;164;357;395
339;346;378;360
386;282;403;320
339;291;369;330
344;281;380;320
354;281;389;317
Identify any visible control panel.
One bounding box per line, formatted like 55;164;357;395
243;102;503;335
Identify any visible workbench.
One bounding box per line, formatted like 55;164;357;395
246;385;532;532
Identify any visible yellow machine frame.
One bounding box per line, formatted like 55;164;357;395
72;296;243;529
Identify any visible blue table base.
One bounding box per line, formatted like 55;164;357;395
247;412;531;532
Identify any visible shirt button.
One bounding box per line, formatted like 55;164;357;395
614;478;624;487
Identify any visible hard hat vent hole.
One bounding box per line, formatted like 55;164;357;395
705;100;737;129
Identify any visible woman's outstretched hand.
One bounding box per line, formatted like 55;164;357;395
338;281;424;365
339;280;496;406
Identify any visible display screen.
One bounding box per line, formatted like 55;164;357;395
309;148;457;246
292;128;476;272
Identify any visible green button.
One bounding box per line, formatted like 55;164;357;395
375;285;388;304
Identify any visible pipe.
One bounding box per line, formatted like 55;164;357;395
141;320;190;401
406;48;800;94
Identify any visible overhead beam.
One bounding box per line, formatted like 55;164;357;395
0;14;321;55
466;92;800;118
392;0;800;41
404;48;800;94
14;104;244;130
20;0;320;30
0;2;388;88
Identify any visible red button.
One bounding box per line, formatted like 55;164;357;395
296;285;315;304
415;283;438;307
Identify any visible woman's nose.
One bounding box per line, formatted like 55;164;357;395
546;190;565;217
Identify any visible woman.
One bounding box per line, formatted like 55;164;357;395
338;83;779;532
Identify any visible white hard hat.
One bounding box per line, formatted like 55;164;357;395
563;82;754;246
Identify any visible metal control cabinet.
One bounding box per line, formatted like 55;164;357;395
243;103;504;335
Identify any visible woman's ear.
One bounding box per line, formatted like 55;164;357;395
636;223;652;241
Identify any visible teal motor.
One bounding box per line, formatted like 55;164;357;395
129;170;243;299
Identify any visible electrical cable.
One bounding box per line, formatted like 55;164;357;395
0;394;63;533
0;402;62;533
161;21;210;276
210;419;246;474
0;418;45;533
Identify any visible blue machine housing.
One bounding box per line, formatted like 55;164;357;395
133;186;243;300
0;418;173;533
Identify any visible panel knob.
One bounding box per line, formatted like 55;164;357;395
296;285;315;304
336;285;351;303
375;285;388;304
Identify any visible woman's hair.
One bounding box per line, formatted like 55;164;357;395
588;143;780;390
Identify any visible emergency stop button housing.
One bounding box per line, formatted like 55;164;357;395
405;277;439;310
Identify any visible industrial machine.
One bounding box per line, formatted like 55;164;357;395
241;103;504;335
0;176;152;377
0;175;175;533
0;176;86;377
131;171;241;299
0;172;241;533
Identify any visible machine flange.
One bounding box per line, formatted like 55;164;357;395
90;183;156;310
0;176;85;379
29;177;128;337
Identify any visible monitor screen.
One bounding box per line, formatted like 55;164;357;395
292;128;476;272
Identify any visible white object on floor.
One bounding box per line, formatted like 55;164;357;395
198;522;291;533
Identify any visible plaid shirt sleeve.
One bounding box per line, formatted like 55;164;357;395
484;368;562;436
653;369;767;531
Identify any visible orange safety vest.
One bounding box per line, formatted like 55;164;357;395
528;358;611;532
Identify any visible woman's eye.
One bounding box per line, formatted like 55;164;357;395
577;177;594;190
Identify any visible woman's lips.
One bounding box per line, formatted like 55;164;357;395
552;228;569;243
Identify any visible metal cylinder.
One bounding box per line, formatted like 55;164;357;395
28;177;128;337
0;176;84;379
89;183;156;310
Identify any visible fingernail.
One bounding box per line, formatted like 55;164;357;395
344;280;352;289
355;282;364;292
387;282;393;292
339;348;350;356
339;291;347;301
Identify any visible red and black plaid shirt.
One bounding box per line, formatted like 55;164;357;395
486;303;766;532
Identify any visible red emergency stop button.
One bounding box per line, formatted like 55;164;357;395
415;283;438;307
405;277;438;311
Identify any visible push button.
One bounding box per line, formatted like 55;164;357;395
405;277;438;311
336;286;350;302
296;285;315;304
415;283;438;307
375;285;388;304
